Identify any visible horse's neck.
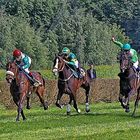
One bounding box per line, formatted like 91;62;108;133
59;65;72;79
11;79;19;91
16;71;28;85
125;67;136;77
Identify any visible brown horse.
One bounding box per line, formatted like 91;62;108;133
6;61;48;121
118;51;140;116
52;55;91;115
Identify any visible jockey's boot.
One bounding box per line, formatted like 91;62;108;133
136;67;140;77
29;72;42;87
76;68;83;79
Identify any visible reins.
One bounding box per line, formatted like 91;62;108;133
57;56;75;82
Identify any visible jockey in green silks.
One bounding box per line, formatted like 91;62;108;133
112;37;139;71
61;47;82;78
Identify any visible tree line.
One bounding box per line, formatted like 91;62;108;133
1;0;138;69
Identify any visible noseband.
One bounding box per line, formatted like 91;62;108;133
53;56;74;81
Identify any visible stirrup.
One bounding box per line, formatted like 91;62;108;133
137;72;140;78
33;79;42;87
33;82;40;87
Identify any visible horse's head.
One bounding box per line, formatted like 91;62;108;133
117;51;131;73
6;61;18;83
52;54;66;76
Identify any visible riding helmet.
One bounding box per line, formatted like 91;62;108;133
62;47;70;54
123;43;131;50
13;49;22;57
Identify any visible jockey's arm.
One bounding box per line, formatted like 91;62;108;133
113;40;123;49
64;58;76;66
22;56;30;69
67;61;75;66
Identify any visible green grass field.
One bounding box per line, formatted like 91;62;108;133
0;102;140;140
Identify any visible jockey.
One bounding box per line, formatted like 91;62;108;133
12;49;41;86
112;37;139;72
61;47;82;78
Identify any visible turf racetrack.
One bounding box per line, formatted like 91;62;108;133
0;102;140;140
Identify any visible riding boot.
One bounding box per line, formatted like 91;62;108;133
136;67;140;77
29;72;41;87
76;68;82;79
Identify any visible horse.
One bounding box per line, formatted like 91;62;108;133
52;54;91;115
117;50;140;116
6;61;48;121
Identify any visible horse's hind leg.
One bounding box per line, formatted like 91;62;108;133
81;83;90;112
85;85;90;112
132;89;140;117
71;93;80;113
36;87;48;110
73;99;80;113
26;92;31;109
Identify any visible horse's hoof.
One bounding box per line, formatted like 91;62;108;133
86;108;90;113
131;113;135;117
44;106;48;110
23;118;26;121
67;112;71;115
16;118;19;122
121;104;125;109
61;105;64;109
125;108;130;113
55;103;62;109
26;106;31;110
77;109;81;113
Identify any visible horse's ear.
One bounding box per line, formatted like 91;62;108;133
55;53;59;57
6;57;11;63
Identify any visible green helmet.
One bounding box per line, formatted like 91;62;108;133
62;47;70;54
123;43;131;50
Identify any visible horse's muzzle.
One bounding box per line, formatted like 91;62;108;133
6;74;14;84
52;68;58;76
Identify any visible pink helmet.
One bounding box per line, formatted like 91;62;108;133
13;49;21;57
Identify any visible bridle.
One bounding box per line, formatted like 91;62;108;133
6;62;17;83
119;51;131;73
52;56;74;81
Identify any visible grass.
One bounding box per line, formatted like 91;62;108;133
0;102;140;140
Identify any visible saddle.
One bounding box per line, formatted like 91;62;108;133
73;68;85;79
132;67;140;78
28;72;42;87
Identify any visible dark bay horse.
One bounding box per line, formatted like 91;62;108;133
6;61;48;121
52;55;91;115
118;51;140;116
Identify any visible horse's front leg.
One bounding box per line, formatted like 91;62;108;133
124;89;136;113
55;90;63;109
119;93;126;109
13;97;26;121
66;95;73;115
16;92;26;122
